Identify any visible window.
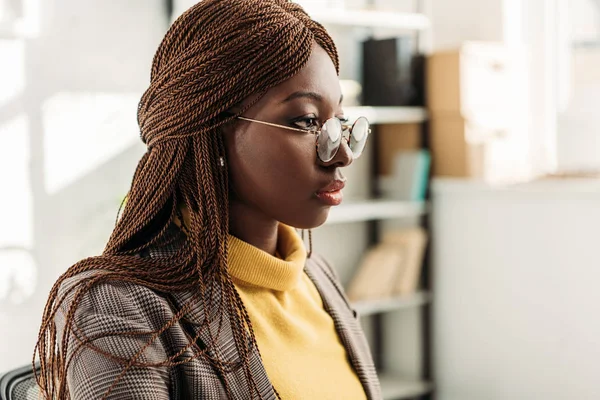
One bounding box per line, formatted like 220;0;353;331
556;0;600;172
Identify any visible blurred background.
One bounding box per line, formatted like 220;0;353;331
1;0;599;399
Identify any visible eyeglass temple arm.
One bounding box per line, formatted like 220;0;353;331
237;116;310;134
238;116;371;135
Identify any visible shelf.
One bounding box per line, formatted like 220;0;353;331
308;9;431;31
344;106;427;125
326;199;426;225
380;375;433;400
351;291;431;316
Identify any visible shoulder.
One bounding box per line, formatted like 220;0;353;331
56;236;184;329
54;270;176;379
55;269;176;339
52;270;176;398
58;269;169;310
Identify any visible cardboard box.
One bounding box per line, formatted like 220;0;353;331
429;114;515;181
427;42;530;183
376;123;423;176
427;42;510;128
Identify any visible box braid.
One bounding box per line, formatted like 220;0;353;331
33;1;339;398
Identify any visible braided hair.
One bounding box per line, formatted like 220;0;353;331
34;1;339;398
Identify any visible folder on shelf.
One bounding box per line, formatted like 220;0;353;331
379;149;431;201
362;36;423;106
346;243;405;302
383;227;428;296
347;227;429;301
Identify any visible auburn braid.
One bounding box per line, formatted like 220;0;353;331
34;0;339;399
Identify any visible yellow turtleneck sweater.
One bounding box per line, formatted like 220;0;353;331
227;224;367;400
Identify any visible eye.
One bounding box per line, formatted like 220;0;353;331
337;116;349;124
291;116;319;131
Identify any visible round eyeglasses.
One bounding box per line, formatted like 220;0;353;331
237;115;371;163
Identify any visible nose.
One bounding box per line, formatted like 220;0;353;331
320;138;353;168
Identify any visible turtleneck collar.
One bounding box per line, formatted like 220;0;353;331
227;224;307;291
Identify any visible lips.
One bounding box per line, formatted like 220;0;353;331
318;180;346;193
315;179;346;206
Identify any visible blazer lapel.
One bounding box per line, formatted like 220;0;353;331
149;231;277;400
170;287;278;400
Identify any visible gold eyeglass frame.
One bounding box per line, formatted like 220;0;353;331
236;115;371;162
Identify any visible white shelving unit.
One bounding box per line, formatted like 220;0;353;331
379;375;434;400
345;106;428;124
305;2;434;399
351;291;432;317
326;199;427;225
327;197;433;400
307;8;431;31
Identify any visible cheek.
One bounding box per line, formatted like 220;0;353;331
227;131;318;205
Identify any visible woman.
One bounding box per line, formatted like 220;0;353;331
35;0;380;398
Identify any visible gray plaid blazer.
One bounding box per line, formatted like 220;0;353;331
56;236;381;399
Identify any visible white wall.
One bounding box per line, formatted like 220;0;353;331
431;178;600;400
0;0;165;372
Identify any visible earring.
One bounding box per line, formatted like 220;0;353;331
219;156;225;167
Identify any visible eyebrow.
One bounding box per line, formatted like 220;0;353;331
282;91;344;105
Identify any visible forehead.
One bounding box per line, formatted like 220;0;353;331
260;43;341;106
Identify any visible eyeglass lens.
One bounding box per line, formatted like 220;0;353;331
317;117;370;162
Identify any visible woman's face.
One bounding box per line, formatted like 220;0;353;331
223;43;352;230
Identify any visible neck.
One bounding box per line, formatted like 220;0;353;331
177;200;279;256
228;199;279;255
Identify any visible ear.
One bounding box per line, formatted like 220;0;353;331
220;115;238;139
220;90;264;138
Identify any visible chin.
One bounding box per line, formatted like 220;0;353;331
291;207;331;230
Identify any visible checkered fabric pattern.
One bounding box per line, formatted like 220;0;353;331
55;231;381;399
